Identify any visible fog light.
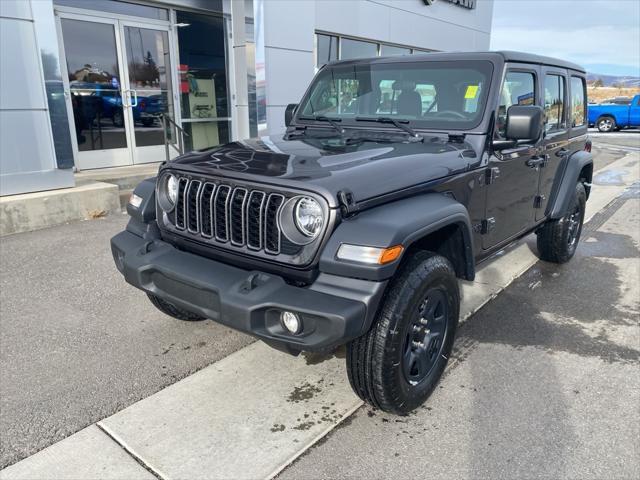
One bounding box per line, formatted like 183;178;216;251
281;311;302;334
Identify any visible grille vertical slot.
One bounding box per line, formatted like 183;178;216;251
246;191;266;250
264;194;284;255
186;180;202;233
230;188;248;246
214;185;231;242
200;183;216;238
175;178;188;230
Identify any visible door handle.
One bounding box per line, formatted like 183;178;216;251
526;156;548;168
556;147;570;157
130;89;138;107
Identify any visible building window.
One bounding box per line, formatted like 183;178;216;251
176;11;230;150
381;45;411;56
340;38;378;60
317;34;338;67
570;76;586;128
315;33;434;68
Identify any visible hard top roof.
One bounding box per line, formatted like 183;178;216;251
326;50;586;73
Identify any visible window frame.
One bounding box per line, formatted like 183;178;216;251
494;66;539;140
569;74;588;136
542;72;568;134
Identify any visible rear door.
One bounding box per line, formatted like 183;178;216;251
536;67;569;221
483;65;542;249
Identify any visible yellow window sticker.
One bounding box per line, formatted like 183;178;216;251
465;85;479;99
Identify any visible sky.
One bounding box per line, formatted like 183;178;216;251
490;0;640;77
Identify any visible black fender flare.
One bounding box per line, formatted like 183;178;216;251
546;150;593;219
319;193;475;282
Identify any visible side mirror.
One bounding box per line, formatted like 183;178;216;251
284;103;298;127
493;105;544;150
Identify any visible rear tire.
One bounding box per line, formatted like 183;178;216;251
147;293;206;321
346;251;459;415
536;182;586;263
597;116;616;132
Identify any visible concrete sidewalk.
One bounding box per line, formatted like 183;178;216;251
2;151;637;480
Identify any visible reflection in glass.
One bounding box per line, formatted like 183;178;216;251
60;19;127;151
183;121;230;151
124;26;173;147
340;38;378;60
317;34;338;67
380;45;411;56
176;11;230;149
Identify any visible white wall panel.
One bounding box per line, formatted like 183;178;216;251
388;8;475;51
0;0;33;20
263;0;315;51
316;0;389;42
0;110;56;175
264;48;314;107
265;105;286;135
0;18;46;110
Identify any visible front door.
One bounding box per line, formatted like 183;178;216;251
483;66;542;249
57;13;177;169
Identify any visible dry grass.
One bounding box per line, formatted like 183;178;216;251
587;86;640;104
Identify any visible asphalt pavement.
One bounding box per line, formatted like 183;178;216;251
0;133;638;477
0;214;253;468
279;170;640;480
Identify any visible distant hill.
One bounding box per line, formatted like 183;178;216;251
587;73;640;88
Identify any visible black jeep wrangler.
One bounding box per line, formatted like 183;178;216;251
111;51;592;414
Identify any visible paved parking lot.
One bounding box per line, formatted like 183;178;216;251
1;134;638;479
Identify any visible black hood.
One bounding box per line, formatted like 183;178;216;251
168;133;485;208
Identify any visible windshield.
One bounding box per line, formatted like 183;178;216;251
297;60;493;131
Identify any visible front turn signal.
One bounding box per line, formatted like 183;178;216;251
336;244;404;265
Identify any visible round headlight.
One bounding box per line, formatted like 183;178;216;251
157;173;179;212
294;197;324;238
167;174;179;204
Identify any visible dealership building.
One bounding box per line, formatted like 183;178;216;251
0;0;494;197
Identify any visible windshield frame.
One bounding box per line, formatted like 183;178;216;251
292;59;495;133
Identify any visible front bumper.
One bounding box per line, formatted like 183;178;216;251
111;229;386;353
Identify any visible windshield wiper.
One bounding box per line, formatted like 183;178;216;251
355;116;423;142
299;115;345;136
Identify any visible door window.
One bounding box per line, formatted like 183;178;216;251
123;26;173;147
496;71;535;138
570;76;587;127
544;74;566;132
60;18;127;152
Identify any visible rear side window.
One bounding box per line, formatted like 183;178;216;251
570;76;587;127
497;71;536;137
544;74;566;132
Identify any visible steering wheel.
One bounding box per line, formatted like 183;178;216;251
431;110;467;119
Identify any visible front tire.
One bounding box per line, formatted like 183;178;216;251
147;293;206;321
536;182;586;263
346;252;459;415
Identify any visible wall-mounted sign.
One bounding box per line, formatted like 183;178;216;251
423;0;476;9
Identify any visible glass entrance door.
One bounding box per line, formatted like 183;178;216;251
121;24;175;164
58;13;177;169
59;16;131;169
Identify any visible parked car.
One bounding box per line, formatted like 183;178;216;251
112;51;593;414
70;82;164;128
588;94;640;132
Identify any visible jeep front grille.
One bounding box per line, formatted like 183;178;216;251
170;177;288;255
